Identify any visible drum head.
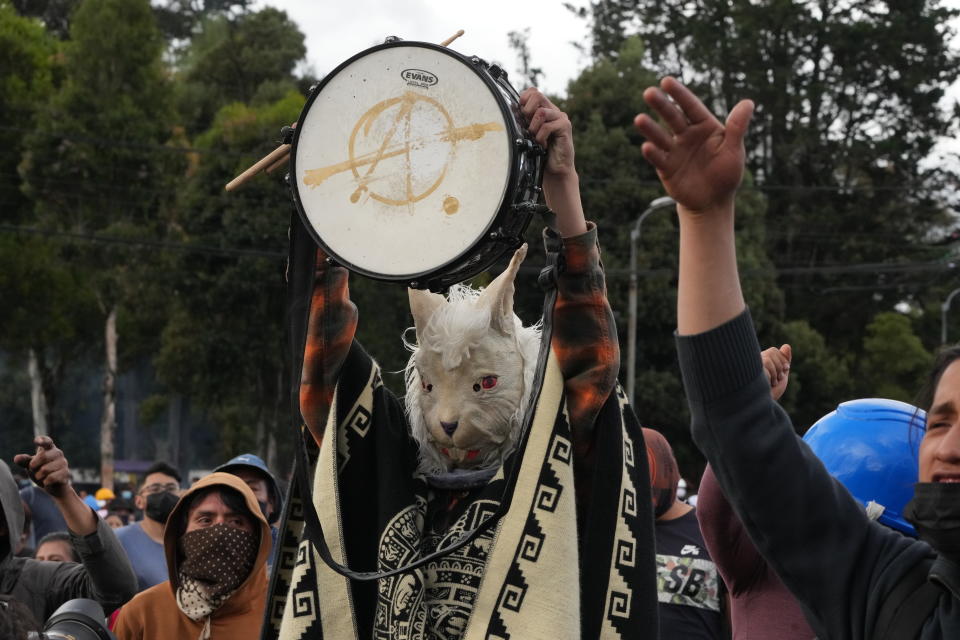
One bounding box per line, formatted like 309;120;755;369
292;43;514;281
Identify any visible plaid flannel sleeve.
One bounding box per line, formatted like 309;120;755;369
548;222;620;439
299;249;359;446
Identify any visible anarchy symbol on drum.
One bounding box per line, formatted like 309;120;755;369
303;91;504;214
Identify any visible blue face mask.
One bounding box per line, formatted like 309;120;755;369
121;490;133;500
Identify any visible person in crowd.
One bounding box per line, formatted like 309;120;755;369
1;440;137;624
264;87;657;640
635;76;959;638
115;461;181;592
0;595;42;640
112;472;271;640
107;497;136;527
34;532;78;563
645;427;725;639
696;344;814;640
19;476;67;548
79;490;99;512
213;453;283;574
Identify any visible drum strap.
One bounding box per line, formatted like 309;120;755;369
290;228;563;581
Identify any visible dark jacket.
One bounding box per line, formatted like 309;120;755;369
0;460;138;624
677;310;959;639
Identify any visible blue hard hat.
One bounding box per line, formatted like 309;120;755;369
803;398;925;537
214;453;283;523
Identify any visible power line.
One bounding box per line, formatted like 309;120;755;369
0;224;285;259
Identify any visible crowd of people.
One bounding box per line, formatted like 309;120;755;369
1;78;957;640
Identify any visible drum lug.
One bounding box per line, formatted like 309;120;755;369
515;138;546;156
383;35;403;44
280;126;295;144
488;64;506;80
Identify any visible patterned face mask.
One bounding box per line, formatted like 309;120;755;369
179;523;258;599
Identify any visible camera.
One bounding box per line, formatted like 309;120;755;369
27;599;116;640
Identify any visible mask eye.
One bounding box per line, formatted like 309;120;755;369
475;375;498;392
421;378;433;393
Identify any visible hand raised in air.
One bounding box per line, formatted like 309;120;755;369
634;77;754;215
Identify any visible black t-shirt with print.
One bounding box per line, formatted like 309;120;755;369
655;507;724;640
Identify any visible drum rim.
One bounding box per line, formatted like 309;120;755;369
289;39;528;289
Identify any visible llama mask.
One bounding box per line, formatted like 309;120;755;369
405;244;542;478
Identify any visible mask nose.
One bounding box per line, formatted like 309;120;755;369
441;421;458;437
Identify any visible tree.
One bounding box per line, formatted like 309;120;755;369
777;319;853;432
555;36;784;479
174;6;306;134
20;0;174;488
580;0;960;351
857;311;931;402
154;94;303;472
507;28;544;88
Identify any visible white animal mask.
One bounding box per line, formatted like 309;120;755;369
404;245;542;477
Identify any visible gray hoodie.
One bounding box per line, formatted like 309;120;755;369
0;459;137;624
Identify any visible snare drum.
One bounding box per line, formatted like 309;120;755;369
289;40;544;291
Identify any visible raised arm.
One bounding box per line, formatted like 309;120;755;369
520;88;618;435
633;77;753;335
299;249;359;445
634;79;923;640
14;437;137;615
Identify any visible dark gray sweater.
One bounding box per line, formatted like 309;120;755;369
0;460;137;625
676;310;959;639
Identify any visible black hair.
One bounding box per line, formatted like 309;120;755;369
36;531;77;562
0;596;41;640
143;461;182;484
915;345;960;411
175;485;257;539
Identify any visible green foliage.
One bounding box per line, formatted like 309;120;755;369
175;7;306;134
582;0;960;351
777;319;853;432
0;2;55;222
558;36;784;448
857;311;932;403
155;92;303;463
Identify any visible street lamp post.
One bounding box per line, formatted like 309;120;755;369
627;196;676;405
941;287;960;345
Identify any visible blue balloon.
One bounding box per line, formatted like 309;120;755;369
803;398;925;537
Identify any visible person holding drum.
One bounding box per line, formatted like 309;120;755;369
267;80;656;640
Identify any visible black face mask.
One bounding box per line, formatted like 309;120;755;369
904;482;960;562
145;491;179;524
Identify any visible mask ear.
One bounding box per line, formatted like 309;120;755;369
408;288;447;341
477;244;527;335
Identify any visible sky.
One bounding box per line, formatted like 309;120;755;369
257;0;960;161
253;0;592;97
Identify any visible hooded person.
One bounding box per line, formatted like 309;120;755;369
212;453;282;575
112;472;271;640
1;442;137;624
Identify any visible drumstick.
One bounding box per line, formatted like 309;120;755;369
440;30;464;47
224;143;290;191
265;153;290;174
225;30;466;191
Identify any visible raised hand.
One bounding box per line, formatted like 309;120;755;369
14;436;73;499
762;344;793;402
15;436;97;535
520;87;586;237
634;77;754;215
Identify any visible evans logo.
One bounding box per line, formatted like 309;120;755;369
402;68;438;87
